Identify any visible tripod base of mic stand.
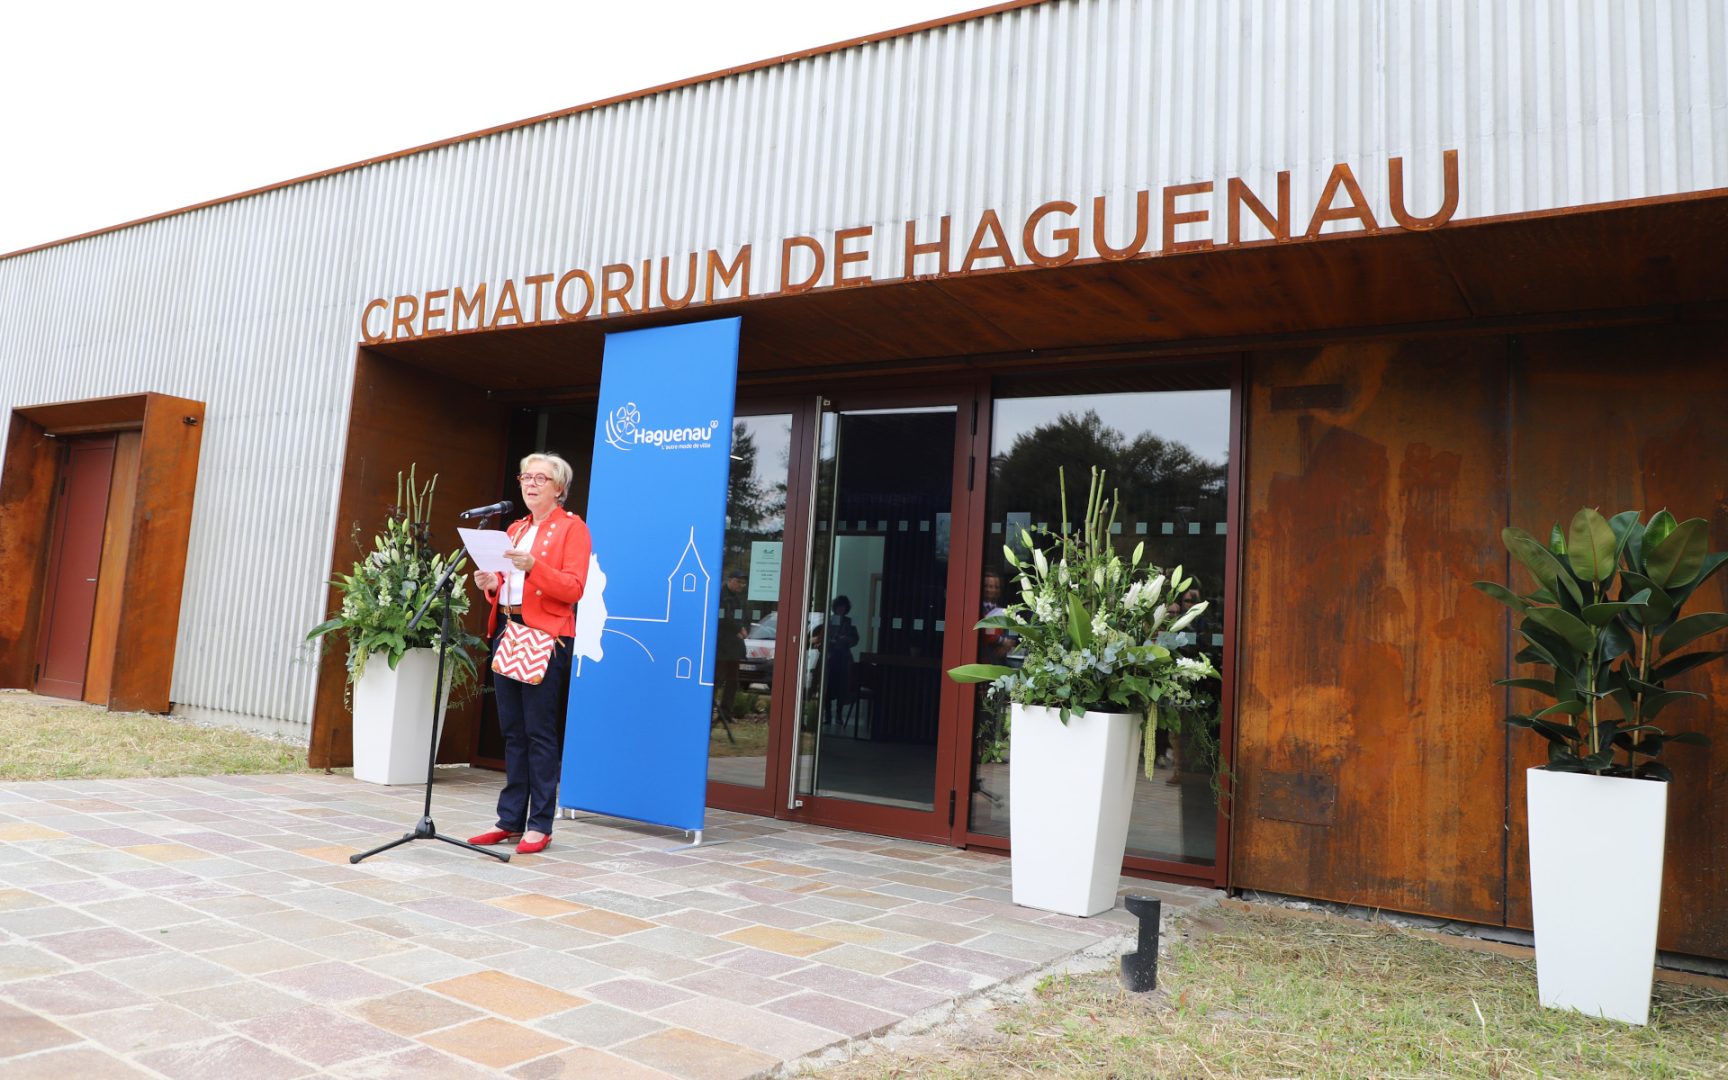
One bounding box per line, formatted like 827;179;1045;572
349;816;511;864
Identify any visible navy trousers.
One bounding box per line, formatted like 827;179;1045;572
492;626;572;835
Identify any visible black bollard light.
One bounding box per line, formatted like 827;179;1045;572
1119;895;1162;992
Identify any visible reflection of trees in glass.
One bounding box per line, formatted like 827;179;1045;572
723;422;789;572
726;424;781;535
987;408;1229;651
993;410;1224;522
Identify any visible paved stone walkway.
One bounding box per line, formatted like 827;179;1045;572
0;768;1215;1078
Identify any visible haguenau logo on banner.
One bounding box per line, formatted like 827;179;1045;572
604;401;721;452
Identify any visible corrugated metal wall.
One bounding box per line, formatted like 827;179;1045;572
2;0;1724;733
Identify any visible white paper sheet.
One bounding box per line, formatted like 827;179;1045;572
457;528;514;574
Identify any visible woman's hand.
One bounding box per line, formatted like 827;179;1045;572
473;570;499;592
504;548;536;574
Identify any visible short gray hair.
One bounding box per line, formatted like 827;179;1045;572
520;452;574;505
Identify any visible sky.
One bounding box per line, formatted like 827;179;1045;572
0;0;986;256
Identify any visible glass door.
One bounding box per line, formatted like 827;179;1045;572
784;392;975;843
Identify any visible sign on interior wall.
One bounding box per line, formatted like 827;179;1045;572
561;317;741;833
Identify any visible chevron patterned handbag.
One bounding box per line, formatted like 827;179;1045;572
491;620;557;684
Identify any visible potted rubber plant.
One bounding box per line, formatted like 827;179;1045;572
1473;507;1725;1025
307;467;485;784
950;467;1217;917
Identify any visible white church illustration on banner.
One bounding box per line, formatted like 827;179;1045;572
572;528;715;688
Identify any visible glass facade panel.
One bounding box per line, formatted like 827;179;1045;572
708;413;794;789
970;380;1230;865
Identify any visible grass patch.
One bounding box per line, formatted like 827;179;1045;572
709;716;772;758
0;693;312;781
822;905;1728;1079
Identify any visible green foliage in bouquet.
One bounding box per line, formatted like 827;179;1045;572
1473;507;1725;779
307;467;486;697
948;467;1219;777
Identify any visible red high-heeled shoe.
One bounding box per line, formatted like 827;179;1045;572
515;834;552;855
468;829;523;846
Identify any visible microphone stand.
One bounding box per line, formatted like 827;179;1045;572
352;519;508;865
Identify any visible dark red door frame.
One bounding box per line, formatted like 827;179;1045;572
949;359;1243;890
705;396;815;819
770;383;981;846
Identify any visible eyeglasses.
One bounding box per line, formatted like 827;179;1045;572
517;472;556;486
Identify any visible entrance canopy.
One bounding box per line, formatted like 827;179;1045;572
370;191;1728;397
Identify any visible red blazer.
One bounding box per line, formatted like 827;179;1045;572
484;509;592;638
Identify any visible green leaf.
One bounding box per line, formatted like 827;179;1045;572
1647;518;1709;589
1623;518;1648;571
305;618;344;641
1606;510;1641;563
1650;650;1728;682
1523;608;1596;655
1513;633;1562;671
1532;718;1582;744
1667;552;1728;611
946;664;1017;684
1620;573;1674;626
1581;590;1648;626
1644;510;1678;554
1504;528;1584;608
1493;677;1557;696
974;615;1022;631
1471;581;1529;612
1637;689;1703;720
1599;618;1634;664
1533;700;1586;718
1067;593;1094;649
1669;731;1711;747
1507;715;1574;746
1567;508;1619;583
1660;612;1728;656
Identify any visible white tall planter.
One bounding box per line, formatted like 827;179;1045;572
351;648;452;786
1008;703;1142;917
1527;767;1669;1025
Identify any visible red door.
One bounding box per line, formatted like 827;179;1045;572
35;436;116;700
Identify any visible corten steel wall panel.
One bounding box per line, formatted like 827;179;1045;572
2;0;1726;735
1234;339;1510;923
1504;323;1728;959
0;415;58;686
308;351;509;770
108;394;205;713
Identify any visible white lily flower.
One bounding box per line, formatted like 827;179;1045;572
1032;547;1048;577
1168;601;1208;632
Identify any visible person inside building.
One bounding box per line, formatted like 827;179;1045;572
823;594;860;729
468;452;591;855
712;567;748;742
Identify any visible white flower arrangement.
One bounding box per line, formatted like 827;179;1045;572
950;467;1220;777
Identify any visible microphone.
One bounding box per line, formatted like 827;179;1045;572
458;499;514;520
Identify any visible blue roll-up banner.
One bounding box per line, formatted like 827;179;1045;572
560;317;741;832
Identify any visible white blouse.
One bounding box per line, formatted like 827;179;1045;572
504;522;540;605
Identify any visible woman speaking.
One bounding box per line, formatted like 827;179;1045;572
468;452;590;855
